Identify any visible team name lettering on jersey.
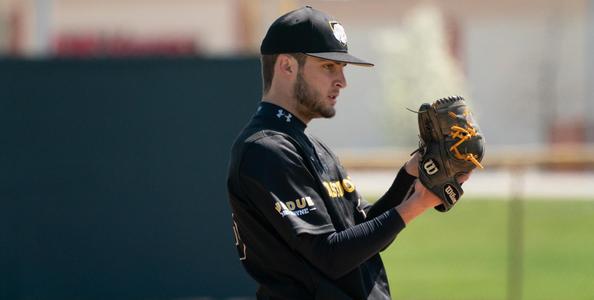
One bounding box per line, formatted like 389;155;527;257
274;196;316;217
322;178;356;198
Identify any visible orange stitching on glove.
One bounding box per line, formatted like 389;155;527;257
449;125;483;169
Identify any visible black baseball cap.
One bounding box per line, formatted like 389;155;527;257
260;6;374;67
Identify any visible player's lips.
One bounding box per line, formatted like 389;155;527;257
328;92;339;104
328;96;337;105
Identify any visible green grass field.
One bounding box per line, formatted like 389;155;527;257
376;198;594;300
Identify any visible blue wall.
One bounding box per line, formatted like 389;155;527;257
0;57;260;299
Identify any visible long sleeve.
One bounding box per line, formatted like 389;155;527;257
294;208;405;279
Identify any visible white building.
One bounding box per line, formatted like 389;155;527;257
1;0;592;149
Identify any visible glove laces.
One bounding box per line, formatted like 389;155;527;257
448;110;483;169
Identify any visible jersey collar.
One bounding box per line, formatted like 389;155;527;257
256;102;307;133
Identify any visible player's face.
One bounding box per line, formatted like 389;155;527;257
294;56;347;119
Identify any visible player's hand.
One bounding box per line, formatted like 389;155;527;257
396;173;471;224
414;172;471;207
411;179;442;208
404;152;421;177
396;180;440;224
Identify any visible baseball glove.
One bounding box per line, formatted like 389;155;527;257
416;96;484;212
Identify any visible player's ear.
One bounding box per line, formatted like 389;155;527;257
276;54;297;76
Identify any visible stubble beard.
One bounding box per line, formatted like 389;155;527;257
294;71;336;119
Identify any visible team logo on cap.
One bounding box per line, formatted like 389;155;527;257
329;21;347;45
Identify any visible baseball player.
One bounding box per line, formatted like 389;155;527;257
227;6;453;299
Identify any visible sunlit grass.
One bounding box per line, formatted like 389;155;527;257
376;198;594;300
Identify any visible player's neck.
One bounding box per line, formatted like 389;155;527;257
262;91;312;124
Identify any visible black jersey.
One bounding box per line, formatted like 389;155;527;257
227;102;411;299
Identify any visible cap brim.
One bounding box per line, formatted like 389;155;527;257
305;52;374;67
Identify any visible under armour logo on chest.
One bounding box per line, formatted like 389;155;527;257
276;109;292;122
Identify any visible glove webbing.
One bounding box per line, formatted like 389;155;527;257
447;110;484;169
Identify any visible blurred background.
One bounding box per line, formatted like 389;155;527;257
1;0;593;299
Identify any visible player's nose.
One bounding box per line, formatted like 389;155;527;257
335;69;347;89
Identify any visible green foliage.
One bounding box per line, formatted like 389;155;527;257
378;199;594;300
